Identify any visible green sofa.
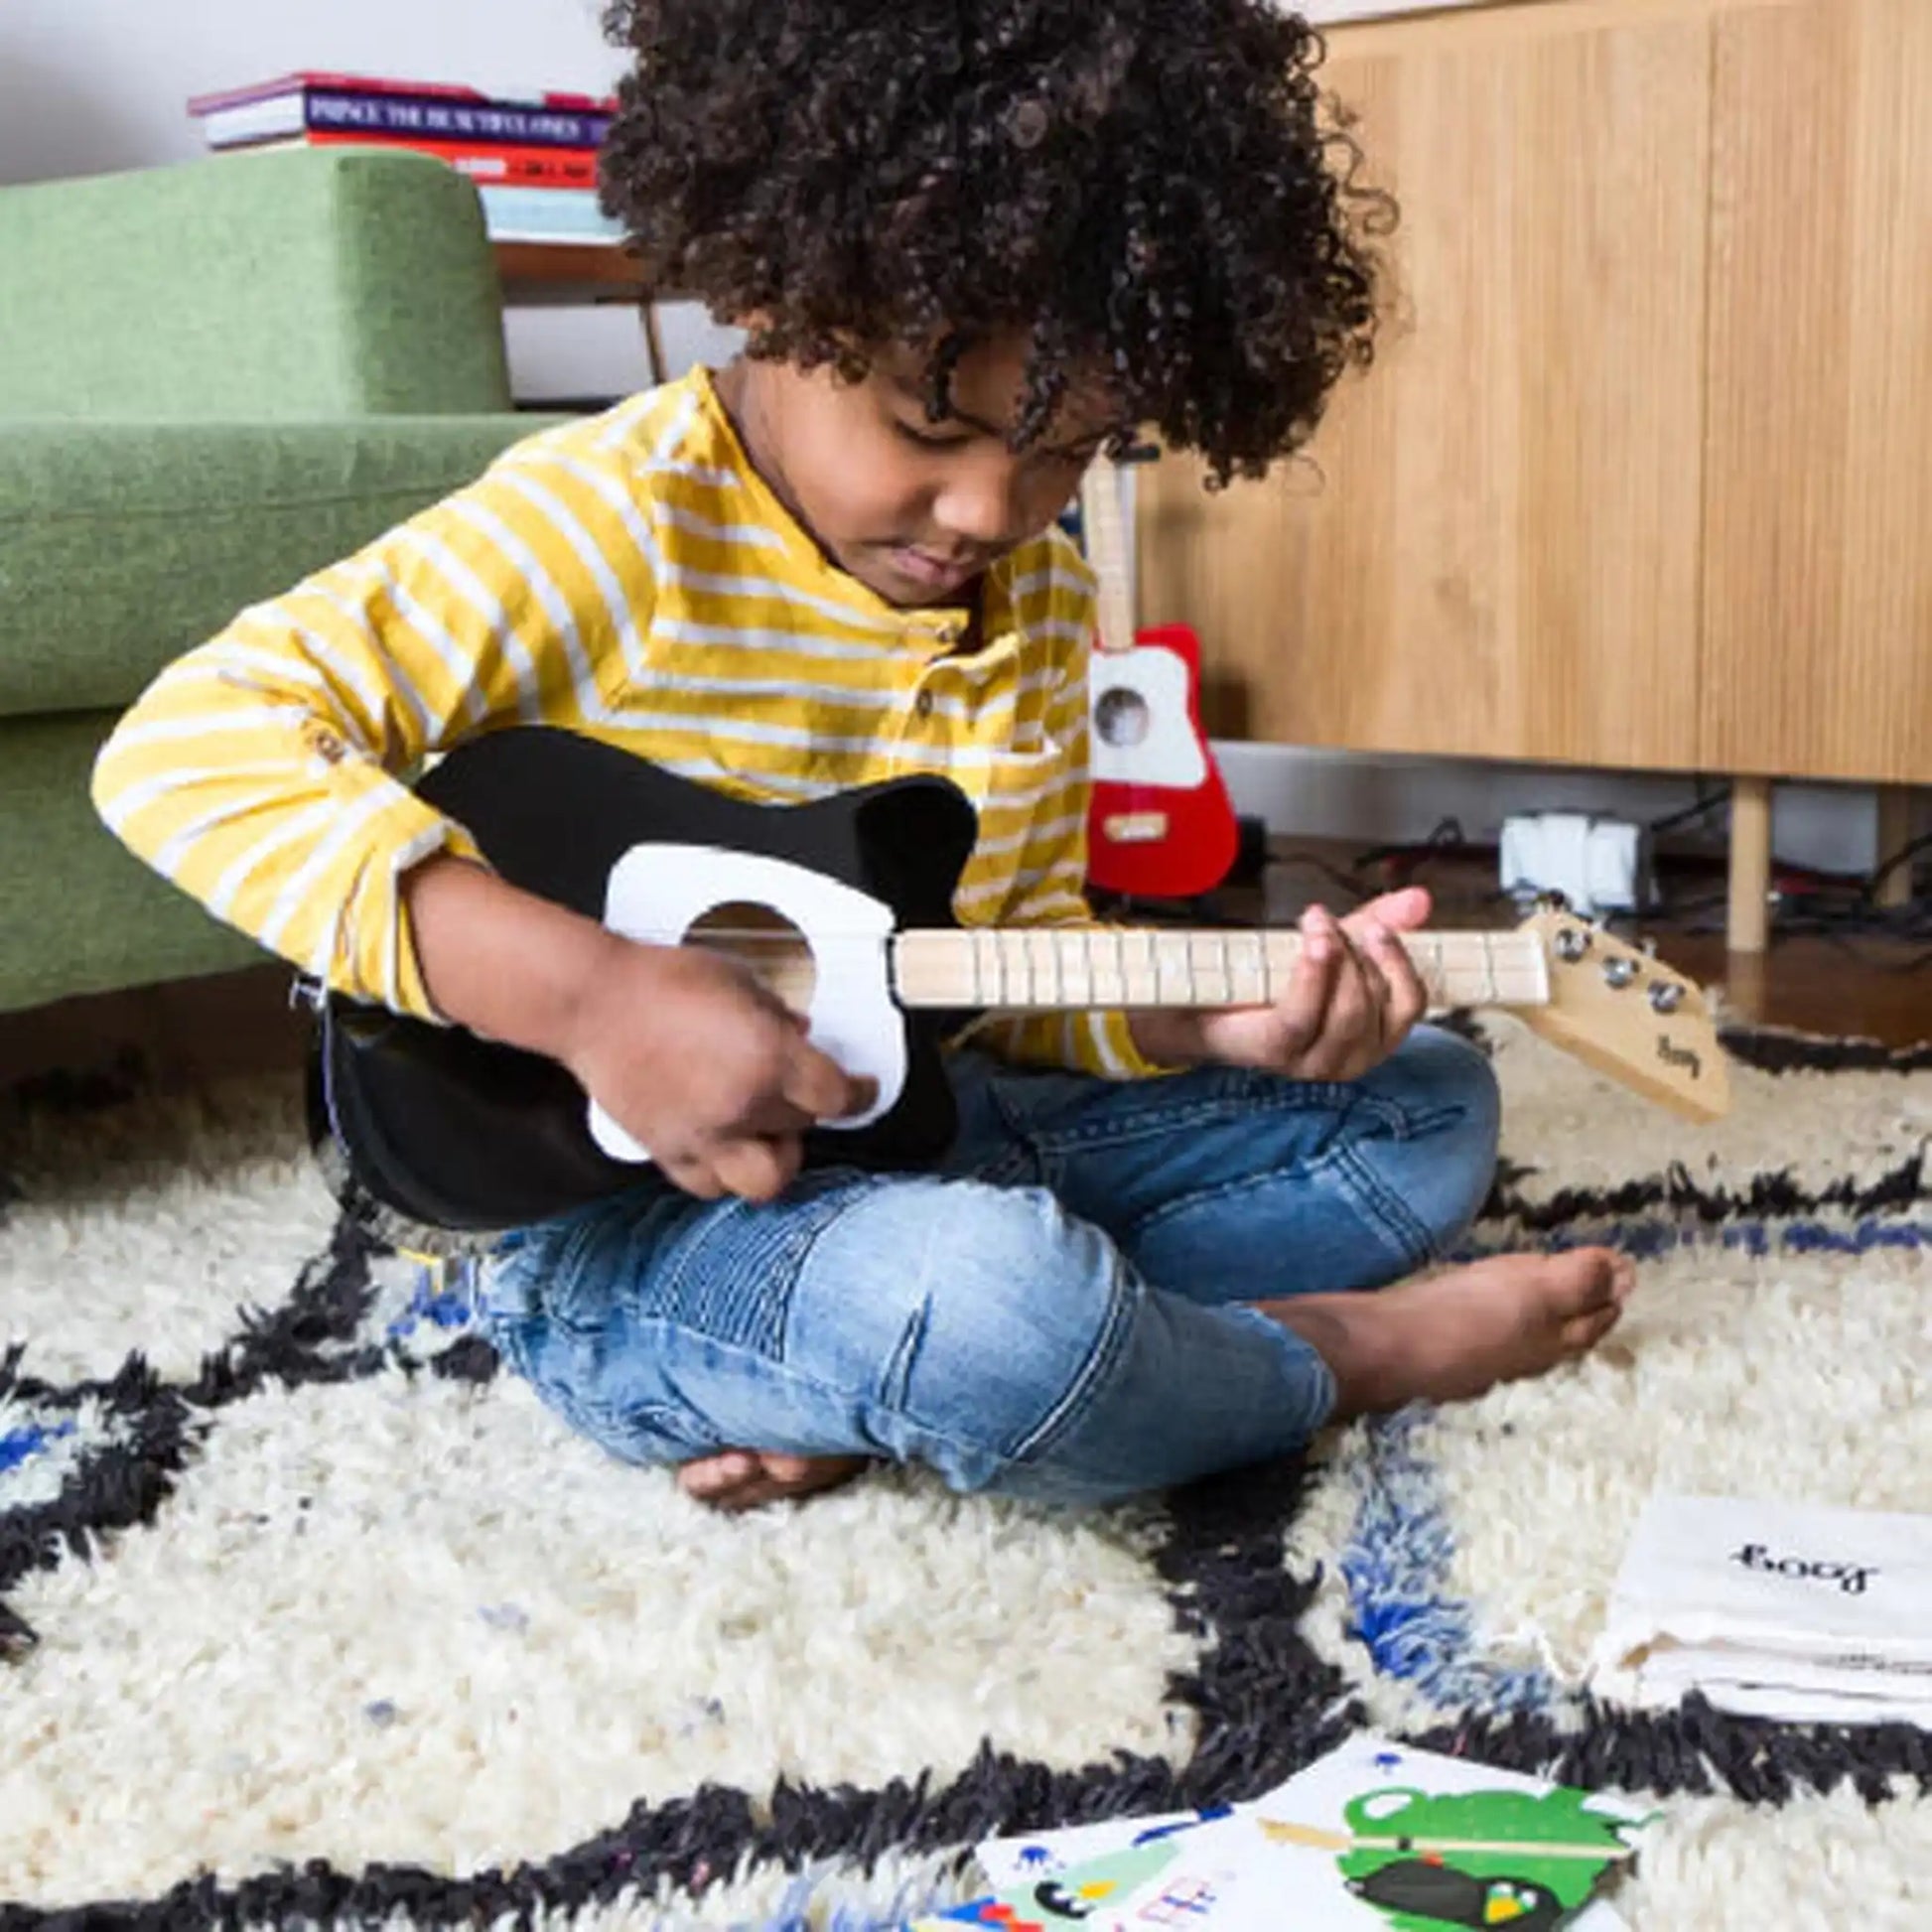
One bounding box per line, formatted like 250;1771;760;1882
0;149;564;1014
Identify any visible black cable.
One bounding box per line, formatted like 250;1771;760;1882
1864;830;1931;907
1266;851;1370;906
1648;781;1732;840
1349;817;1474;878
1093;892;1254;928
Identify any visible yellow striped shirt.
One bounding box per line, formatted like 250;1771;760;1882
92;369;1161;1078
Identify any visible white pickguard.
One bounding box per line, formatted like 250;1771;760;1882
1089;644;1209;790
589;843;904;1165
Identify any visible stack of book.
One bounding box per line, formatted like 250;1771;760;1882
188;71;625;246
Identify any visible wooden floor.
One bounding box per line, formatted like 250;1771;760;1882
1238;844;1930;1051
0;855;1925;1098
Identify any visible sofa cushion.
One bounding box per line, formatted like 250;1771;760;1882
0;711;261;1013
0;414;567;720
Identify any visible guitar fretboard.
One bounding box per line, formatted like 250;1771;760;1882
892;927;1550;1013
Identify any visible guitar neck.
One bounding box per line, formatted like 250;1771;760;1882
892;926;1551;1013
1078;457;1138;650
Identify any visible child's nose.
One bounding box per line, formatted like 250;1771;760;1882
932;454;1028;550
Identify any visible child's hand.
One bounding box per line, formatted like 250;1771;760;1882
1137;889;1435;1081
560;936;876;1203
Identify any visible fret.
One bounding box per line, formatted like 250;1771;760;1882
1105;923;1128;1004
1160;929;1180;1005
1414;938;1445;1012
1132;927;1159;1007
1186;932;1213;1005
1251;934;1275;1005
1056;927;1086;1007
1066;928;1093;1008
1029;927;1063;1008
978;926;1005;1008
1411;937;1439;1006
1105;927;1125;1005
1159;932;1186;1006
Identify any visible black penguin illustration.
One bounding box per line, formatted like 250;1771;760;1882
1345;1860;1566;1931
1033;1879;1100;1919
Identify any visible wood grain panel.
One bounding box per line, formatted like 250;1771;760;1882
1700;0;1932;783
1139;2;1714;768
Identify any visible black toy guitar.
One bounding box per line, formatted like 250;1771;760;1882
311;727;1728;1234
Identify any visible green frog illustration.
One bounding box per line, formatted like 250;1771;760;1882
1336;1783;1633;1932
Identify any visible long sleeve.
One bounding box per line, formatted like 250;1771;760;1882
91;431;647;1020
964;646;1172;1080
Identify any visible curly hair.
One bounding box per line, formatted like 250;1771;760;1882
599;0;1391;483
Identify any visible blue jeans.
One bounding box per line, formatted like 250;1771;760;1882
476;1026;1499;1507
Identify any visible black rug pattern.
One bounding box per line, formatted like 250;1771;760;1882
2;1026;1928;1929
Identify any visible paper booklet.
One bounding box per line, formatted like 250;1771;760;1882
1587;1493;1932;1726
913;1732;1650;1931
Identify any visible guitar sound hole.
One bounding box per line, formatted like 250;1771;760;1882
684;901;816;1016
1094;686;1151;749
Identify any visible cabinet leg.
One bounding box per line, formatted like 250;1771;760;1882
1727;776;1774;955
1874;786;1919;909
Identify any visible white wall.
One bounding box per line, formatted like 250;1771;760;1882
1;2;1902;874
0;0;737;398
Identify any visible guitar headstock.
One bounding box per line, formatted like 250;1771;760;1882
1516;908;1730;1122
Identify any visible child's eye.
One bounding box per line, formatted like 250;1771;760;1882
894;417;971;451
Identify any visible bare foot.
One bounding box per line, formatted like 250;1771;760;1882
1265;1248;1635;1419
676;1449;870;1513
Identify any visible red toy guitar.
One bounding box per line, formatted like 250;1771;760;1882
1079;455;1239;898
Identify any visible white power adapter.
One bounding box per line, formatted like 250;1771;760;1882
1499;812;1649;917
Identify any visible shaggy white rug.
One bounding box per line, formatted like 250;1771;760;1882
2;1020;1928;1929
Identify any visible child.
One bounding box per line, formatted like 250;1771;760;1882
94;0;1631;1513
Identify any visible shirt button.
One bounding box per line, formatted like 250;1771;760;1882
913;689;934;720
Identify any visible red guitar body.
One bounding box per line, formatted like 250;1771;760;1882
1085;621;1240;899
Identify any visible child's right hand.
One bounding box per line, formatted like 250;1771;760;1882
559;935;875;1204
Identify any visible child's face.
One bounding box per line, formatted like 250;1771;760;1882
734;334;1114;609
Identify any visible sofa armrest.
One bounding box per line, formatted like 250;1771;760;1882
0;150;514;421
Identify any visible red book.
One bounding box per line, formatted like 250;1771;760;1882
244;129;601;190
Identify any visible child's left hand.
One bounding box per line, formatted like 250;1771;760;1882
1133;888;1435;1081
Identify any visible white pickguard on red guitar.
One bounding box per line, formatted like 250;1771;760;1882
1079;454;1240;898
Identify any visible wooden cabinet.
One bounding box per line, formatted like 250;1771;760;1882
1701;0;1932;784
1145;0;1714;768
1139;0;1931;946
